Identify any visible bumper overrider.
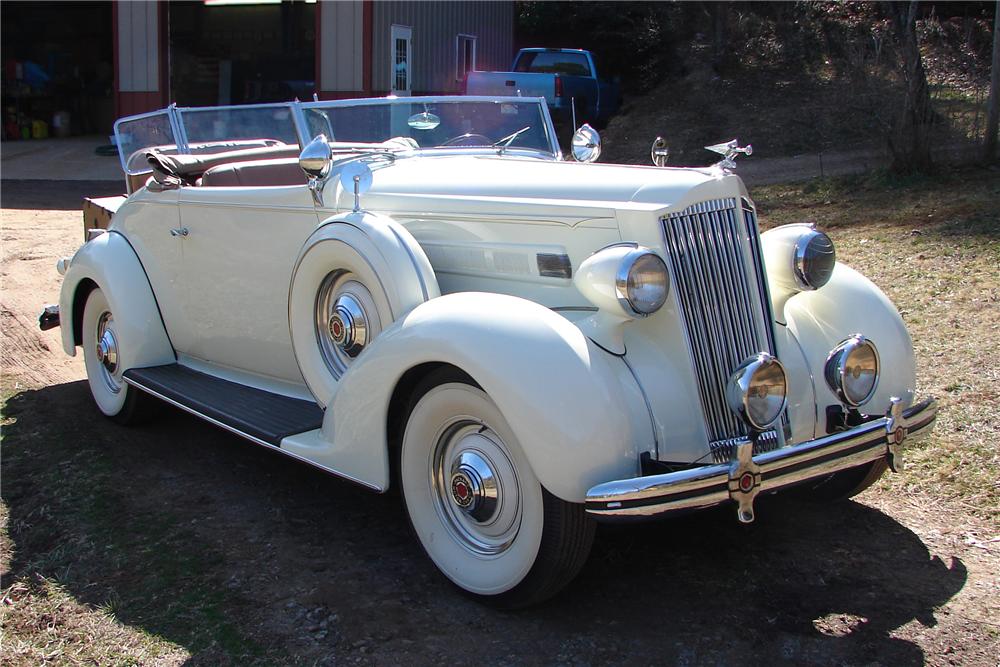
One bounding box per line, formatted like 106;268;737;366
586;397;938;523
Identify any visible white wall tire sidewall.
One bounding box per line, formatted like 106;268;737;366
289;237;394;408
82;288;128;416
401;382;544;596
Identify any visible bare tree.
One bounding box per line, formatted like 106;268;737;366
883;1;934;172
985;0;999;162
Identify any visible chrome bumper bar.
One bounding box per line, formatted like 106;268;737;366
586;397;938;523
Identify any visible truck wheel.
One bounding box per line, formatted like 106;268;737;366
793;459;888;502
81;287;157;424
399;368;594;608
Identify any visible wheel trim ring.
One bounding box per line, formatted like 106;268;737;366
431;419;523;557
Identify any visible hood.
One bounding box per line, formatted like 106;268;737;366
347;153;733;214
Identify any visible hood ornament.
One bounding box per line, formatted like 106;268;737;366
705;139;752;170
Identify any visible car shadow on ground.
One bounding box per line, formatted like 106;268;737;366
3;380;966;665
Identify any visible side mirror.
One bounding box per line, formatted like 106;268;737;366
300;134;332;180
300;134;332;205
651;136;669;167
571;124;601;163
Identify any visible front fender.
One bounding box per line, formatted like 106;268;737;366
784;263;916;415
322;292;652;502
58;231;174;370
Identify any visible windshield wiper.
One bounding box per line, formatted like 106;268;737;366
493;126;532;154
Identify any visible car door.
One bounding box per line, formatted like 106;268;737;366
174;183;321;384
112;187;193;352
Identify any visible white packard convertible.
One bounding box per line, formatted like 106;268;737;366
45;96;937;607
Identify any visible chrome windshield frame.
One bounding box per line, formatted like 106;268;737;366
113;95;562;175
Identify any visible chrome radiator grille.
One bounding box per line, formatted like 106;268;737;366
661;197;779;446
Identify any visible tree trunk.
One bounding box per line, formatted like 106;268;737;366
884;1;934;173
984;1;999;162
711;3;730;76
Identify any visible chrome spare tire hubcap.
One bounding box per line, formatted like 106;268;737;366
315;272;381;379
328;293;368;357
433;421;522;556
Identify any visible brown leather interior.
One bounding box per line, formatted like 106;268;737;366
199;158;307;187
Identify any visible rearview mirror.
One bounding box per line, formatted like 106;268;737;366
407;111;441;130
571;124;601;163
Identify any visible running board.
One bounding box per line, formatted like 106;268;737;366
123;364;323;447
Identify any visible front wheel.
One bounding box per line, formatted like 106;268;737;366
81;287;157;424
793;459;889;503
399;369;594;608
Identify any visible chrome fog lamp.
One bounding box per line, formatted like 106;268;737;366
825;335;879;407
793;229;836;290
726;353;787;431
617;249;669;316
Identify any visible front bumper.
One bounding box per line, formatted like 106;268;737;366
586;397;938;523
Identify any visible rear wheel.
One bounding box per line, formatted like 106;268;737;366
399;368;594;608
81;288;157;424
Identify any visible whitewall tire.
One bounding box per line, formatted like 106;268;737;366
399;368;594;608
81;287;156;424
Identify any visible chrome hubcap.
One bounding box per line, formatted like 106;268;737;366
315;272;381;379
95;311;122;394
97;328;118;373
433;421;521;556
449;450;499;522
327;293;368;357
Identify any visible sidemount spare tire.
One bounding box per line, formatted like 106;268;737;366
288;211;439;407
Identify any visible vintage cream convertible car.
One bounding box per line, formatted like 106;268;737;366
44;96;936;607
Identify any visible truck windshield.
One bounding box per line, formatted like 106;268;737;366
514;51;591;77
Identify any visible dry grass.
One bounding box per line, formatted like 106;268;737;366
0;576;188;667
753;168;1000;526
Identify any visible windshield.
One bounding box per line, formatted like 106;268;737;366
302;99;552;151
114;96;558;175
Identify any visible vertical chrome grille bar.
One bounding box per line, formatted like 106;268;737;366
661;197;778;443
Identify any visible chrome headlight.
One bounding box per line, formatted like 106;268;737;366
825;335;879;407
793;229;836;290
617;249;669;316
575;245;669;319
726;353;787;431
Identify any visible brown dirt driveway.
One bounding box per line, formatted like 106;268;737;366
2;179;998;665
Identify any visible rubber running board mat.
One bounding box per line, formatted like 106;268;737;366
123;364;322;446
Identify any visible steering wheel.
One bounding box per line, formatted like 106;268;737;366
440;133;491;147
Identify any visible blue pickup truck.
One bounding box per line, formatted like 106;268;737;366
465;48;621;127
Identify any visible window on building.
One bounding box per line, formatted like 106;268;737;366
390;25;412;95
456;34;477;83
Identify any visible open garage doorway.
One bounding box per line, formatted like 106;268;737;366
169;0;316;106
2;2;115;138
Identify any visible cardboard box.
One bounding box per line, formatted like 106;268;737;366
82;195;126;241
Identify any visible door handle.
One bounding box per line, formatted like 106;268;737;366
170;227;189;237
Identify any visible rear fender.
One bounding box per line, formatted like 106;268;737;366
58;231;174;370
318;292;652;502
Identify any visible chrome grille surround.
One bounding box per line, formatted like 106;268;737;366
661;197;781;447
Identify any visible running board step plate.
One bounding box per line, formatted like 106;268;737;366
123;364;322;446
